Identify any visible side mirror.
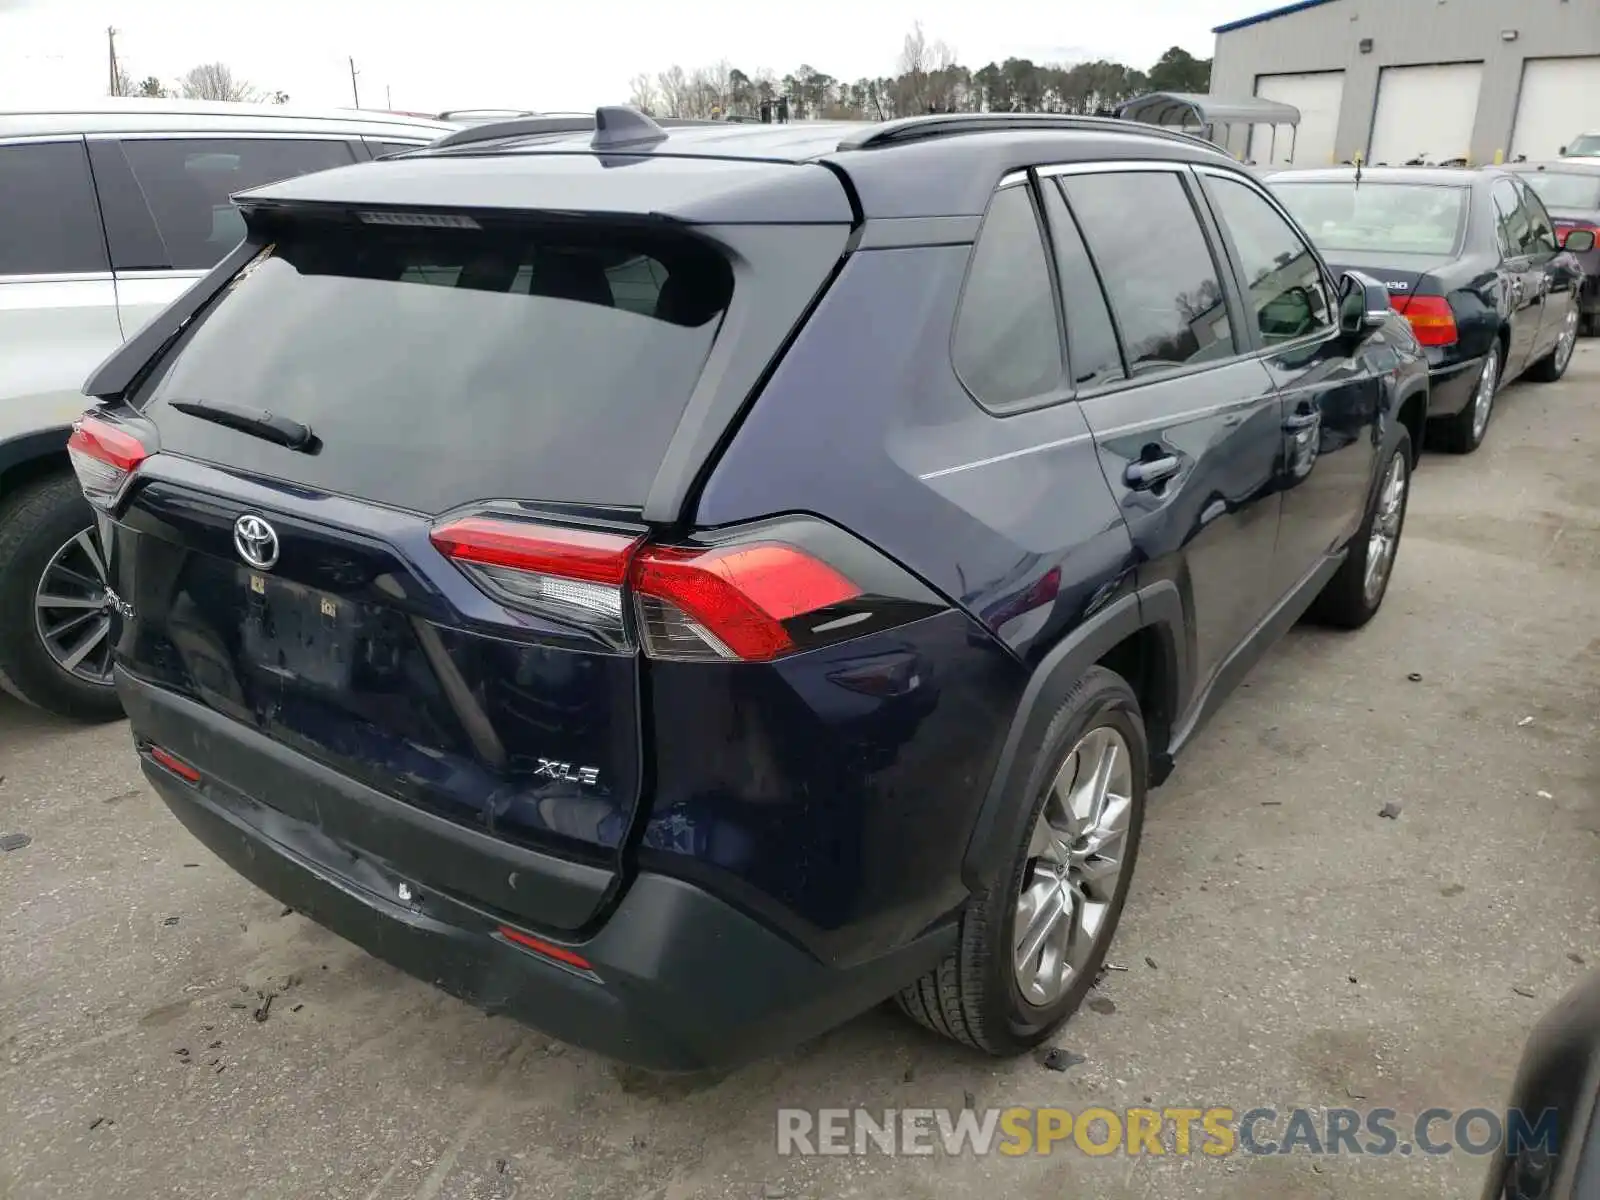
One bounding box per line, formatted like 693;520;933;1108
1479;968;1600;1199
1559;145;1567;156
1562;228;1596;253
1338;271;1392;337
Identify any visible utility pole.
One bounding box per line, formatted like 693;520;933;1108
386;84;392;109
107;26;119;96
348;56;361;108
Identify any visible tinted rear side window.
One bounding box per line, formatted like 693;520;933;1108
0;140;108;275
1060;172;1234;374
118;138;357;269
952;184;1063;410
1038;182;1125;390
139;218;732;513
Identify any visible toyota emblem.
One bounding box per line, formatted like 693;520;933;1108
233;514;280;570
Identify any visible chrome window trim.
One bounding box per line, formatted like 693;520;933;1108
0;134;84;147
113;269;210;281
1037;159;1191;178
0;271;114;285
87;131;362;143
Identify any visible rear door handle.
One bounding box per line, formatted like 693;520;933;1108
1125;456;1181;489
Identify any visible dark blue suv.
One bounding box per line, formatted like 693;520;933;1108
73;109;1428;1070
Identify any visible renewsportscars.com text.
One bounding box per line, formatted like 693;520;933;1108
775;1106;1558;1158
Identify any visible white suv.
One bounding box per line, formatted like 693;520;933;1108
0;100;452;720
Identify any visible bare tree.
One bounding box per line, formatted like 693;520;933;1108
628;72;658;114
655;65;690;118
179;62;259;103
110;64;134;97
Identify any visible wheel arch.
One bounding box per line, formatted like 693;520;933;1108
0;428;72;500
961;584;1189;891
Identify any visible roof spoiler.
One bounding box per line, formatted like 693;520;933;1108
83;239;262;401
428;105;717;151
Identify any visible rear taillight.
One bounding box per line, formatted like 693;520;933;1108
429;514;944;662
428;517;642;644
67;413;151;510
1392;293;1457;346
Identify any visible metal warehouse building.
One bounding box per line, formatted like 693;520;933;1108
1210;0;1600;167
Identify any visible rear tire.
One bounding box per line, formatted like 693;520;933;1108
1309;428;1412;630
1437;343;1500;455
0;474;124;722
896;667;1147;1056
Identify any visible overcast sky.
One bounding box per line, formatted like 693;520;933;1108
0;0;1256;113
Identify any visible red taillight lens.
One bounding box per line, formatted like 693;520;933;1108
431;514;931;663
67;414;149;509
1394;294;1457;346
631;542;862;662
429;517;642;644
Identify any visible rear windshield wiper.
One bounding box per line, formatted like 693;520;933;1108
168;400;318;453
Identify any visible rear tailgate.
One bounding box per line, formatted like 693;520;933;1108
103;193;849;930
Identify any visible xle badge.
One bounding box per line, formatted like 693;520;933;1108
535;759;601;787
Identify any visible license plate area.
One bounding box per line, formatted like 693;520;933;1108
239;570;359;691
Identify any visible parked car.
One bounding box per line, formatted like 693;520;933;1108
1560;131;1600;159
1480;968;1600;1200
1267;166;1594;455
0;100;454;721
75;108;1427;1070
1504;160;1600;335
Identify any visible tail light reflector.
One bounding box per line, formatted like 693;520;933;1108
496;925;594;971
149;744;201;784
1392;294;1457;346
67;414;150;510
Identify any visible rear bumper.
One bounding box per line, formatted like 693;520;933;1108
1426;355;1485;419
121;670;952;1071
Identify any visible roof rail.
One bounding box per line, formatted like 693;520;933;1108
836;112;1226;155
428;108;725;152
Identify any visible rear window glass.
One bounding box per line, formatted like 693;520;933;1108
1269;182;1467;255
1518;171;1600;211
138;218;732;513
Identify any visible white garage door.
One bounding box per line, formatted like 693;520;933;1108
1512;57;1600;161
1252;72;1344;166
1367;62;1483;166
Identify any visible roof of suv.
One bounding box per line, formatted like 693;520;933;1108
241;109;1246;223
0;98;455;140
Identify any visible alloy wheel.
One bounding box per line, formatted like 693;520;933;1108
1364;450;1408;606
32;526;116;686
1471;345;1499;443
1013;725;1134;1008
1555;304;1579;375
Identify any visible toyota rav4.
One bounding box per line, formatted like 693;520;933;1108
75;108;1428;1070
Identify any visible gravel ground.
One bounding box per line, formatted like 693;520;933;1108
2;342;1597;1200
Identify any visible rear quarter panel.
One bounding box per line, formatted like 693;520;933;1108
673;240;1138;963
